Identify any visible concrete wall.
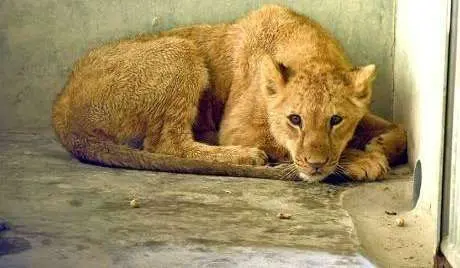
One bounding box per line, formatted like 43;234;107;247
0;0;395;131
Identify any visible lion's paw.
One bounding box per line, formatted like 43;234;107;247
234;147;268;166
339;149;389;181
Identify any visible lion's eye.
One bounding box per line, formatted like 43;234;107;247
288;114;302;126
330;115;343;127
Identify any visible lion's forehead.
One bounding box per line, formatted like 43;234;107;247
287;87;346;110
294;67;350;84
288;73;350;100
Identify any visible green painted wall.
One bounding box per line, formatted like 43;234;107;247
0;0;395;131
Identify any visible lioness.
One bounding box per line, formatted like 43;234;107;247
52;5;406;182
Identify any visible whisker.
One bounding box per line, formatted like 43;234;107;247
278;165;291;180
336;165;345;171
284;168;298;181
279;164;297;180
279;166;294;180
275;161;294;165
331;166;349;180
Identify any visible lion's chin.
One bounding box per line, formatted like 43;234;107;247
298;172;327;183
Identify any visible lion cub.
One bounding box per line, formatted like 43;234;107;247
52;5;406;182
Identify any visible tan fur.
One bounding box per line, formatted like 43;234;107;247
52;5;406;182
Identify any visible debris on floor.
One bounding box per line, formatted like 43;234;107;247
385;210;398;215
277;213;292;220
130;199;140;208
395;217;405;227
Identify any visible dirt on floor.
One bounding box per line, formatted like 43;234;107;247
341;166;435;268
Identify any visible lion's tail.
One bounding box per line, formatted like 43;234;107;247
64;132;286;178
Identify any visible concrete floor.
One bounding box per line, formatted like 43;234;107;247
0;132;430;267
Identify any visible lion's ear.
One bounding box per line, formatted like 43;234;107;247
349;64;376;107
260;56;292;95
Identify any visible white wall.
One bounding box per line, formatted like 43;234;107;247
394;0;450;247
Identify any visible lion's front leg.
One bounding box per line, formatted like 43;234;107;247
339;113;407;181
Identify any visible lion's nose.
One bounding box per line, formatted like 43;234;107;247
305;156;328;171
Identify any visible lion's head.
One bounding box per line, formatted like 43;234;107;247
260;56;376;182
